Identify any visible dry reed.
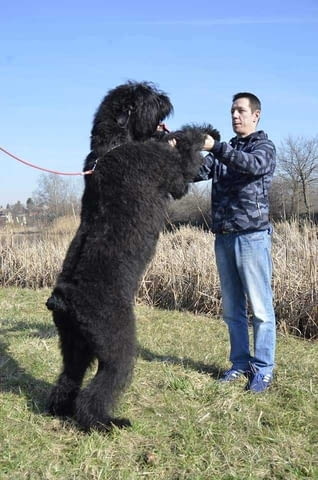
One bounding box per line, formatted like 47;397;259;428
0;217;317;338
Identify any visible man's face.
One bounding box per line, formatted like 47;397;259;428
231;97;260;137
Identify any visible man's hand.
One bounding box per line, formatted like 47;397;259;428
202;134;215;151
168;138;177;148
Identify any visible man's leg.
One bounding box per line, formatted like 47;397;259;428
215;234;251;373
236;230;276;388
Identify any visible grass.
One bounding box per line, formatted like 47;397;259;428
0;288;317;479
1;220;317;338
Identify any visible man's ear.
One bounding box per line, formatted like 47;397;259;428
254;109;261;124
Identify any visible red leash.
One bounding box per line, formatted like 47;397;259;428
0;146;95;176
1;124;170;176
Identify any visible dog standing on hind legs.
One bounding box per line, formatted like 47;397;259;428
46;81;220;432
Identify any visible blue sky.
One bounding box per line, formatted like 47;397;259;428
1;0;318;206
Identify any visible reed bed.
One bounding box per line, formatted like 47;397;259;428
0;218;317;338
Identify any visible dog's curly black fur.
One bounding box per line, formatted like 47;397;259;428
46;81;220;432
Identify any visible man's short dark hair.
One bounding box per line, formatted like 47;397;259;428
232;92;261;112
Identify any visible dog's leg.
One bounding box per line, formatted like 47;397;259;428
75;308;136;432
47;313;94;417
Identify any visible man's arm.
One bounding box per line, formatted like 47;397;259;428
203;135;276;176
193;153;215;182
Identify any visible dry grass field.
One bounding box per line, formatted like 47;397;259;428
0;217;317;338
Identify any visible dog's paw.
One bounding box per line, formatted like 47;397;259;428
110;417;132;429
77;415;132;433
200;124;221;141
47;381;79;418
46;398;75;418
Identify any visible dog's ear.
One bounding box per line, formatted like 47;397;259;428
158;94;174;120
129;91;173;140
116;108;132;128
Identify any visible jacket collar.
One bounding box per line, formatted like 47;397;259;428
230;130;267;147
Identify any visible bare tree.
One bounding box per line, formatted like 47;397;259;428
32;174;83;220
277;135;318;218
269;176;290;221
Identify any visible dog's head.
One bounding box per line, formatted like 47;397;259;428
91;81;173;153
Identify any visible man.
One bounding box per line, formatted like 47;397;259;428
197;92;276;393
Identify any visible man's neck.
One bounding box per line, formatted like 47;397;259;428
237;129;257;139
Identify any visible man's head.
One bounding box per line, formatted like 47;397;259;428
231;92;261;138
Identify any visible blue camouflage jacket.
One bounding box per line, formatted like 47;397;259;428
195;130;276;233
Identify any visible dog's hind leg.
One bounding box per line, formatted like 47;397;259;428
75;308;136;432
47;313;94;418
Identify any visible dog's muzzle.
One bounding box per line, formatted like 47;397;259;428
157;123;170;133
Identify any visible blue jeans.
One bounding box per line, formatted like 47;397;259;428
215;230;276;376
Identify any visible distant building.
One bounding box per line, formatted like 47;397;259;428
0;209;13;225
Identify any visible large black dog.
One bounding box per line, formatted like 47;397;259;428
46;81;220;432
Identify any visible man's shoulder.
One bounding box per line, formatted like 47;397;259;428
249;130;275;145
230;131;275;150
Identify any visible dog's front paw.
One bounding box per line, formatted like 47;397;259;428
202;124;221;141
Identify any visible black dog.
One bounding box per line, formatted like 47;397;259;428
46;81;220;432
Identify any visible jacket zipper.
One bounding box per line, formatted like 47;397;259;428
256;195;262;217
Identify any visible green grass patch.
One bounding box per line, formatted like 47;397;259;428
0;288;317;479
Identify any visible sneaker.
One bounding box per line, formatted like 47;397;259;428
248;371;272;393
218;369;246;382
